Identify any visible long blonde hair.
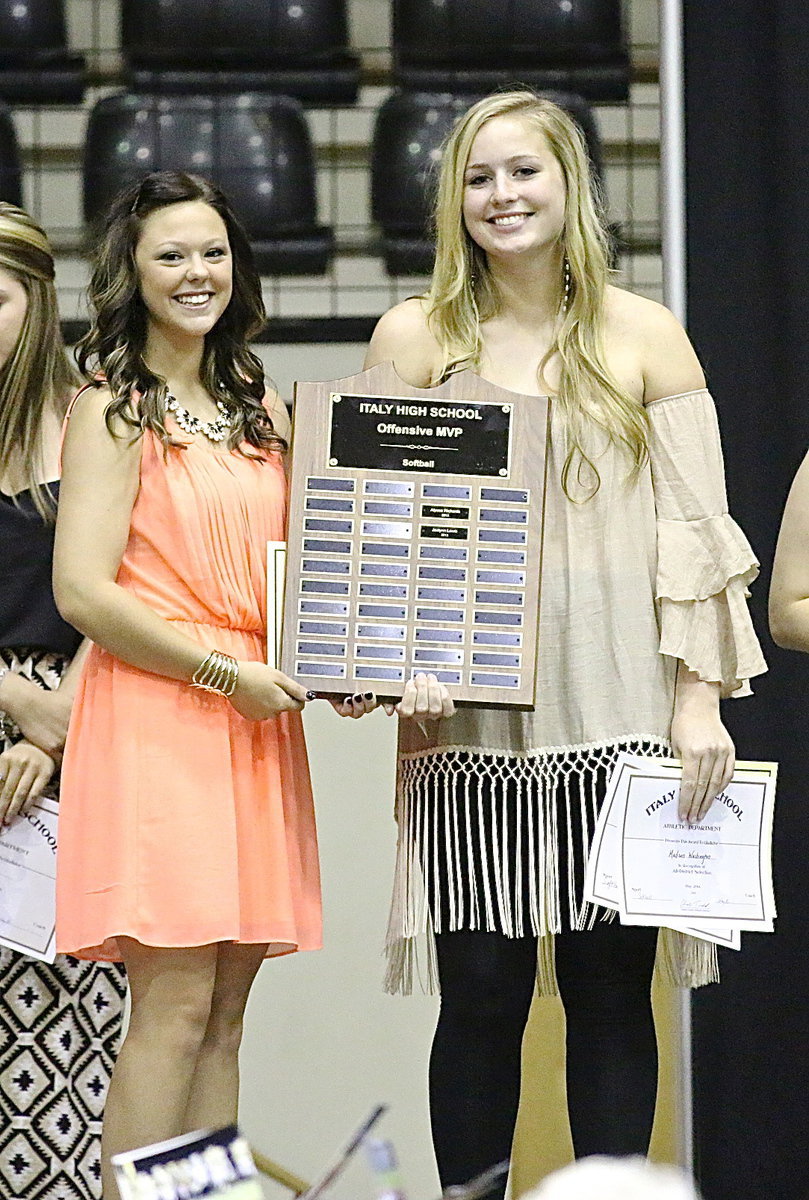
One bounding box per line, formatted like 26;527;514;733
426;90;648;499
0;203;78;521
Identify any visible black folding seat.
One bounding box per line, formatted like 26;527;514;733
371;93;468;276
393;0;628;102
121;0;359;105
83;93;334;275
0;0;84;103
371;91;605;276
0;102;22;206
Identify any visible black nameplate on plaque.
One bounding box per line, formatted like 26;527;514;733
328;393;511;477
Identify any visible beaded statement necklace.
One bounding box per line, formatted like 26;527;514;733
166;393;235;443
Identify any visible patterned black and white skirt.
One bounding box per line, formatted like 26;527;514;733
0;647;127;1200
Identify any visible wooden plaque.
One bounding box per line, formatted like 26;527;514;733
280;364;550;708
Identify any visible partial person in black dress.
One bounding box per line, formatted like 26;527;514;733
0;202;126;1200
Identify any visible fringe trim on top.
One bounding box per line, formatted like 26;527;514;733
383;737;720;996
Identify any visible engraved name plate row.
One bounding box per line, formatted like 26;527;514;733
280;364;550;708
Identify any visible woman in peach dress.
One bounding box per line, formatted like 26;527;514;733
53;171;374;1197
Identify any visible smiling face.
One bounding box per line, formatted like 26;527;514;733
134;199;233;341
0;266;29;372
461;114;567;263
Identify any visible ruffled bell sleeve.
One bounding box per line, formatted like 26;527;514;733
648;389;767;697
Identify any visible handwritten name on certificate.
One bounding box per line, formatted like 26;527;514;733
0;795;58;962
584;755;777;944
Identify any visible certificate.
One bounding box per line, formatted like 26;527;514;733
584;755;777;944
0;795;58;962
620;760;776;931
266;541;287;670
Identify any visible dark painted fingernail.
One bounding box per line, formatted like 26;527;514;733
305;690;317;700
364;692;374;700
353;693;362;702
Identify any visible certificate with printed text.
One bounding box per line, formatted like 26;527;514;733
584;755;777;945
620;760;776;930
583;757;741;947
0;795;58;962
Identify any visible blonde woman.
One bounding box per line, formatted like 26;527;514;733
0;202;126;1198
365;92;766;1187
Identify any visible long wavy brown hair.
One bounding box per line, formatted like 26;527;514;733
76;171;283;453
427;90;648;500
0;203;79;521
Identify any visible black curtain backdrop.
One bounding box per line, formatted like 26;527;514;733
684;3;809;1198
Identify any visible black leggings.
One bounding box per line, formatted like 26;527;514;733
429;922;659;1193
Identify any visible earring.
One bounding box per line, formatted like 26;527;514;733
562;256;571;316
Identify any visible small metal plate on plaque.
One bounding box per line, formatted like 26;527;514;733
415;628;464;643
364;501;414;517
355;665;405;681
304;517;353;534
364;480;414;496
307;477;355;492
360;562;410;578
418;566;467;581
302;559;351;574
356;644;406;660
306;497;355;512
474;630;522;646
478;548;526;564
299;599;349;615
359;582;408;598
357;603;407;619
413;648;464;664
299;620;348;636
474;610;523;625
423;484;472;499
298;661;347;677
361;542;410;558
303;538;351;554
421;524;469;541
281;365;549;707
420;544;468;561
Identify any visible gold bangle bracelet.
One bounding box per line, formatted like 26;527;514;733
191;650;239;698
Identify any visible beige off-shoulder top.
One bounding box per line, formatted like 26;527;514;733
386;389;767;994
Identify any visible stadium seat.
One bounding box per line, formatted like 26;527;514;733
0;101;22;206
121;0;359;104
0;0;84;103
371;90;605;275
392;0;628;102
83;93;334;275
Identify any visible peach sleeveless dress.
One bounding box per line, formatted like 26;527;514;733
56;418;321;961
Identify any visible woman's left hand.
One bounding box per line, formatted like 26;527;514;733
328;692;379;719
0;740;56;827
384;672;455;721
670;680;735;824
